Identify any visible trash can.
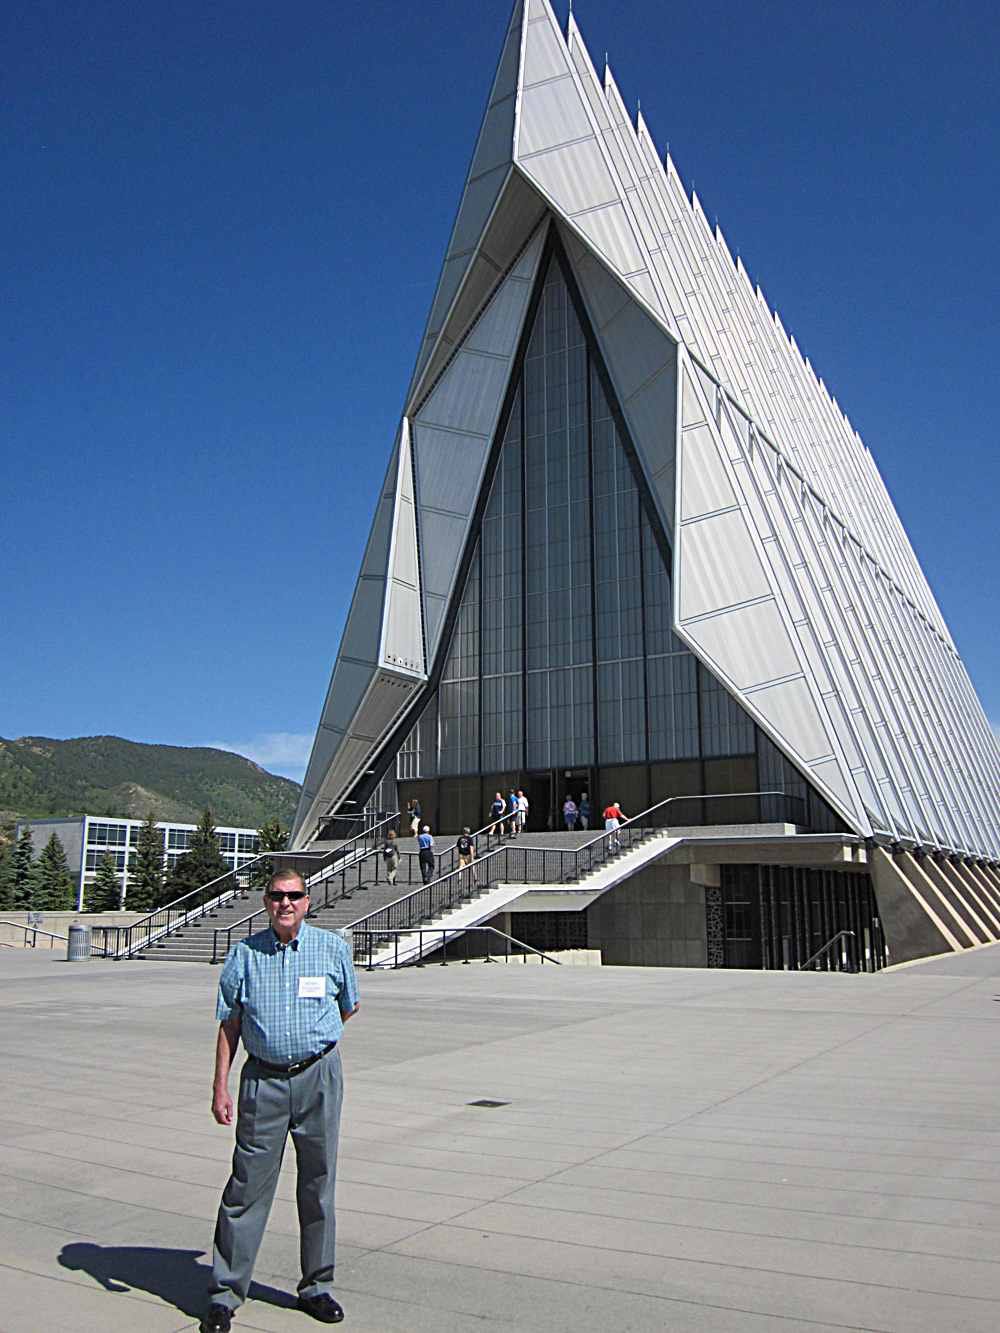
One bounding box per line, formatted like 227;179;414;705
67;923;92;962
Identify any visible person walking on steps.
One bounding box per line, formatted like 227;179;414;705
407;797;421;837
418;825;436;884
506;789;520;838
489;791;506;840
603;800;627;853
381;828;399;885
200;867;360;1333
456;827;478;886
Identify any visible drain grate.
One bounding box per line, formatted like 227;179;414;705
467;1099;510;1108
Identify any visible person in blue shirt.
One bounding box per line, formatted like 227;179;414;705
417;825;435;884
201;868;360;1332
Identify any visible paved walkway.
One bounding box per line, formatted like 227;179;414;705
1;945;999;1331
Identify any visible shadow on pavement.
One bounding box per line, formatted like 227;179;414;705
57;1243;295;1318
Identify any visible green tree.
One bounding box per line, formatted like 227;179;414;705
88;852;123;912
0;821;16;912
127;812;164;914
11;826;37;911
251;816;289;888
34;832;76;911
162;808;229;904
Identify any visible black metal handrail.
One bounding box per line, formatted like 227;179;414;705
352;926;563;970
208;814;412;962
799;929;856;972
345;790;803;967
109;812;399;959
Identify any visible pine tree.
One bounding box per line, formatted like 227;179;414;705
127;812;164;914
34;833;76;911
11;826;37;911
162;808;230;904
88;853;123;912
0;822;16;912
251;816;288;888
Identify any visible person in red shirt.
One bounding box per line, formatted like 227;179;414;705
603;801;626;852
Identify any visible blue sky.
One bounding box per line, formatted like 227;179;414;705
4;0;998;782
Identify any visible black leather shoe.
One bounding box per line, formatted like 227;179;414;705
200;1306;234;1333
297;1293;345;1323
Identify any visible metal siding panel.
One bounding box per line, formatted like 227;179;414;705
517;139;617;215
678;510;771;620
418;351;512;436
412;425;490;519
680;422;737;520
518;78;593;157
573;201;646;278
683;599;801;690
522;12;569;86
748;677;834;765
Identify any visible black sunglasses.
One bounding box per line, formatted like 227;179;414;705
266;889;307;903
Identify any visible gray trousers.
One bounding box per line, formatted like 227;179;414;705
210;1047;343;1309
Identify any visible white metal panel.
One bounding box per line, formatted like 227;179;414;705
683;599;801;690
747;677;834;764
518;137;617;215
518;78;593;157
680;423;737;521
572;202;647;281
677;510;771;620
521;11;568;86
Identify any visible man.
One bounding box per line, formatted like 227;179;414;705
603;799;627;853
417;825;435;884
201;868;360;1332
516;788;529;835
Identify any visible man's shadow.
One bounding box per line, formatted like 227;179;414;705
58;1243;294;1318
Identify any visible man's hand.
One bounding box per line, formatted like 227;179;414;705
212;1087;234;1125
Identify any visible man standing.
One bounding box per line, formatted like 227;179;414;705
417;825;436;884
201;868;359;1332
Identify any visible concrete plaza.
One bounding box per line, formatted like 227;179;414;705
1;946;999;1332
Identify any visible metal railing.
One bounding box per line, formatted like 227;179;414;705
799;929;857;972
346;790;802;967
107;812;400;959
0;920;114;957
208;813;403;962
353;926;563;970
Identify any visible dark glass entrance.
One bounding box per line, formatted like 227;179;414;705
382;237;845;838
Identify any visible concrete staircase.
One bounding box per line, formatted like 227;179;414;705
357;830;679;968
132;841;457;962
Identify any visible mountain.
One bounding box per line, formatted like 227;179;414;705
0;736;300;829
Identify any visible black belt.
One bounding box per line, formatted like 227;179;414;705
252;1041;337;1077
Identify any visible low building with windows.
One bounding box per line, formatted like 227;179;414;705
17;815;261;910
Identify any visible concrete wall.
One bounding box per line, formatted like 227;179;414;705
586;863;707;967
0;911;145;949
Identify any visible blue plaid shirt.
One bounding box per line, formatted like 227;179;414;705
215;921;360;1066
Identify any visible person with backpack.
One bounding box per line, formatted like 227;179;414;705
381;829;399;885
456;827;477;886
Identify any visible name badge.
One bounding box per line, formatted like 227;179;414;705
298;976;325;999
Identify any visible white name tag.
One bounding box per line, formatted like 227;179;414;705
298;976;326;999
